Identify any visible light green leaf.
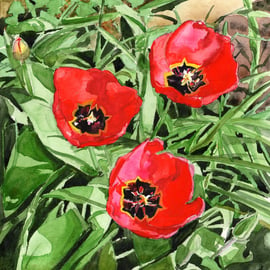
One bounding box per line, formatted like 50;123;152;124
97;26;136;63
233;213;258;240
43;185;107;210
3;97;28;125
201;256;221;270
21;209;85;270
219;241;252;268
132;234;171;264
5;1;25;25
2;128;60;210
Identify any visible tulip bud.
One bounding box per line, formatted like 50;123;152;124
12;36;30;62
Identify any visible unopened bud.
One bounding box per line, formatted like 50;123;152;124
12;37;30;61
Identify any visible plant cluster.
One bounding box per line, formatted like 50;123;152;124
1;0;270;269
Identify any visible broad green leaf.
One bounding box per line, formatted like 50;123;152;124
98;242;117;270
6;18;49;34
144;256;174;270
43;185;107;210
5;1;25;25
21;209;85;270
3;96;28;125
219;241;252;268
76;2;96;17
32;29;80;61
233;213;258;240
62;216;117;270
46;0;65;16
201;256;221;270
105;0;122;7
132;234;171;264
2;128;60;210
128;0;144;8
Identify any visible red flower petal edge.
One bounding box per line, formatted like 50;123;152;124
149;20;239;108
53;68;142;147
106;139;205;239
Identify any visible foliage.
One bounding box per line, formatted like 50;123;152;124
1;0;270;269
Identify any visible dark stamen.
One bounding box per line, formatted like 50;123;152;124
72;104;109;134
166;61;206;95
122;178;162;220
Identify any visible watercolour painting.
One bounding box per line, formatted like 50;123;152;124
1;0;270;269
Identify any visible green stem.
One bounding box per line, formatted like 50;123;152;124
88;147;100;172
151;99;172;139
21;62;33;96
94;0;105;64
102;145;112;168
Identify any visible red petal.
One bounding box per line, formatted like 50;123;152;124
166;21;224;66
149;33;171;88
195;42;239;105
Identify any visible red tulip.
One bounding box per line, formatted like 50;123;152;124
106;139;205;239
149;20;238;107
53;68;142;147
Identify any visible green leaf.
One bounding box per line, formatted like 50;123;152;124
3;97;28;125
144;256;174;270
139;0;186;11
97;26;136;63
76;2;96;17
189;81;270;153
105;0;122;8
46;0;65;16
140;73;157;137
98;242;117;270
21;209;85;270
32;29;80;61
5;1;25;25
116;5;146;34
201;256;221;270
219;241;252;268
132;234;171;264
7;18;46;34
233;213;258;240
176;227;224;266
43;185;107;209
209;186;270;226
62;216;117;270
128;0;144;8
2;128;60;210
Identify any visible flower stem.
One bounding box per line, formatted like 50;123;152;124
88;147;100;172
150;99;171;139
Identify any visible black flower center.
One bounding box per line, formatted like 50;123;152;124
122;178;162;220
71;104;109;134
165;60;206;95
